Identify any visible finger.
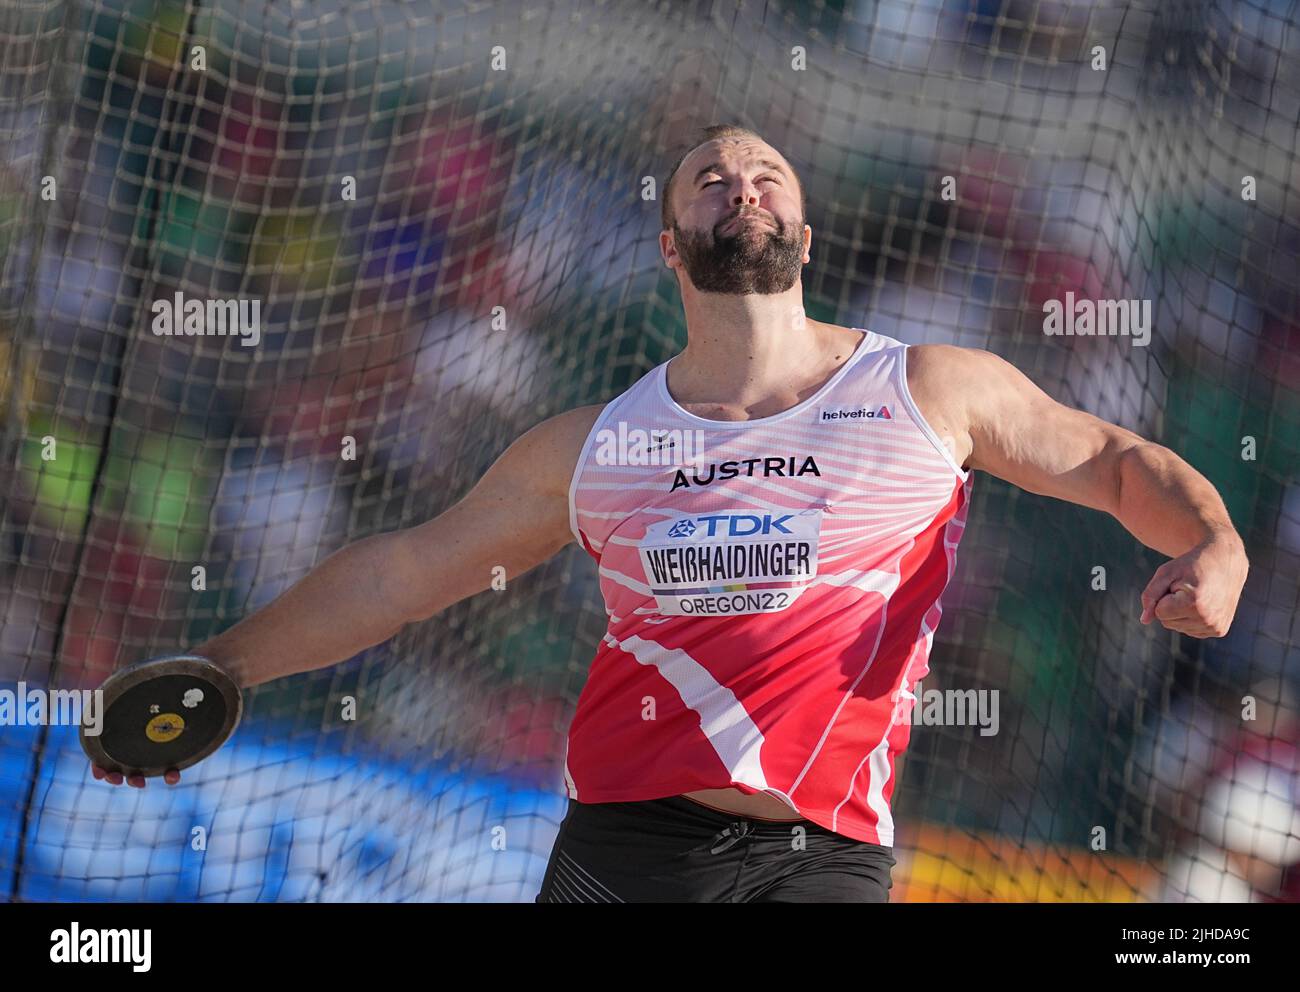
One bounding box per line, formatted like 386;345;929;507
1140;565;1178;623
164;769;181;785
1154;596;1214;635
1159;618;1214;638
91;764;105;781
106;771;124;786
1153;588;1196;622
127;774;146;789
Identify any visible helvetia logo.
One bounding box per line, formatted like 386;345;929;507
819;404;892;422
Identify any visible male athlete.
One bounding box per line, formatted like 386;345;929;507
92;124;1249;904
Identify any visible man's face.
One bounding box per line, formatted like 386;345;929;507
664;139;809;295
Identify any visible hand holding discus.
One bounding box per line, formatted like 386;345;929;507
83;654;243;788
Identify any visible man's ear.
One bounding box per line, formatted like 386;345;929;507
802;223;812;264
660;228;678;269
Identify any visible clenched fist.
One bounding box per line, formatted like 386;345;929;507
1140;534;1249;638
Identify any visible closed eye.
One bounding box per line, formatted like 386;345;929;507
704;176;779;188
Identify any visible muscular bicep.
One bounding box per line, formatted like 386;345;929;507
381;405;602;622
961;349;1141;514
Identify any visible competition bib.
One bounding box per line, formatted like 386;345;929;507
637;508;823;616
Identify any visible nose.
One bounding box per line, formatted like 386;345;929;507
731;182;761;209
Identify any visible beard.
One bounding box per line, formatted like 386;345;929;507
672;209;805;295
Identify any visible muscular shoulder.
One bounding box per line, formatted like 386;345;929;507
903;344;999;470
488;403;606;498
905;344;1124;479
905;343;1034;413
905;343;1000;391
538;403;606;463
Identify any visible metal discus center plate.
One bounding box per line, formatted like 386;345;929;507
80;655;243;777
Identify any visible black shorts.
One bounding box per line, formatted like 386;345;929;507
535;795;896;903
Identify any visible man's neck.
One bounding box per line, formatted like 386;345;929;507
672;286;837;405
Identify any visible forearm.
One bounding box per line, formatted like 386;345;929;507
192;532;411;689
1114;441;1243;558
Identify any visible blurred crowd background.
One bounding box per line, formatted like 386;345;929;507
0;0;1297;901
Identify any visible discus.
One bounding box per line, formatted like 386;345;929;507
80;654;242;778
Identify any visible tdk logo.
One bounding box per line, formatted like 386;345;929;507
668;514;794;538
819;404;892;422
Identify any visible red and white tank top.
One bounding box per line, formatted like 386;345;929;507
564;328;971;845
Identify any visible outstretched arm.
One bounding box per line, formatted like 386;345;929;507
196;404;601;687
93;404;602;786
909;345;1248;638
